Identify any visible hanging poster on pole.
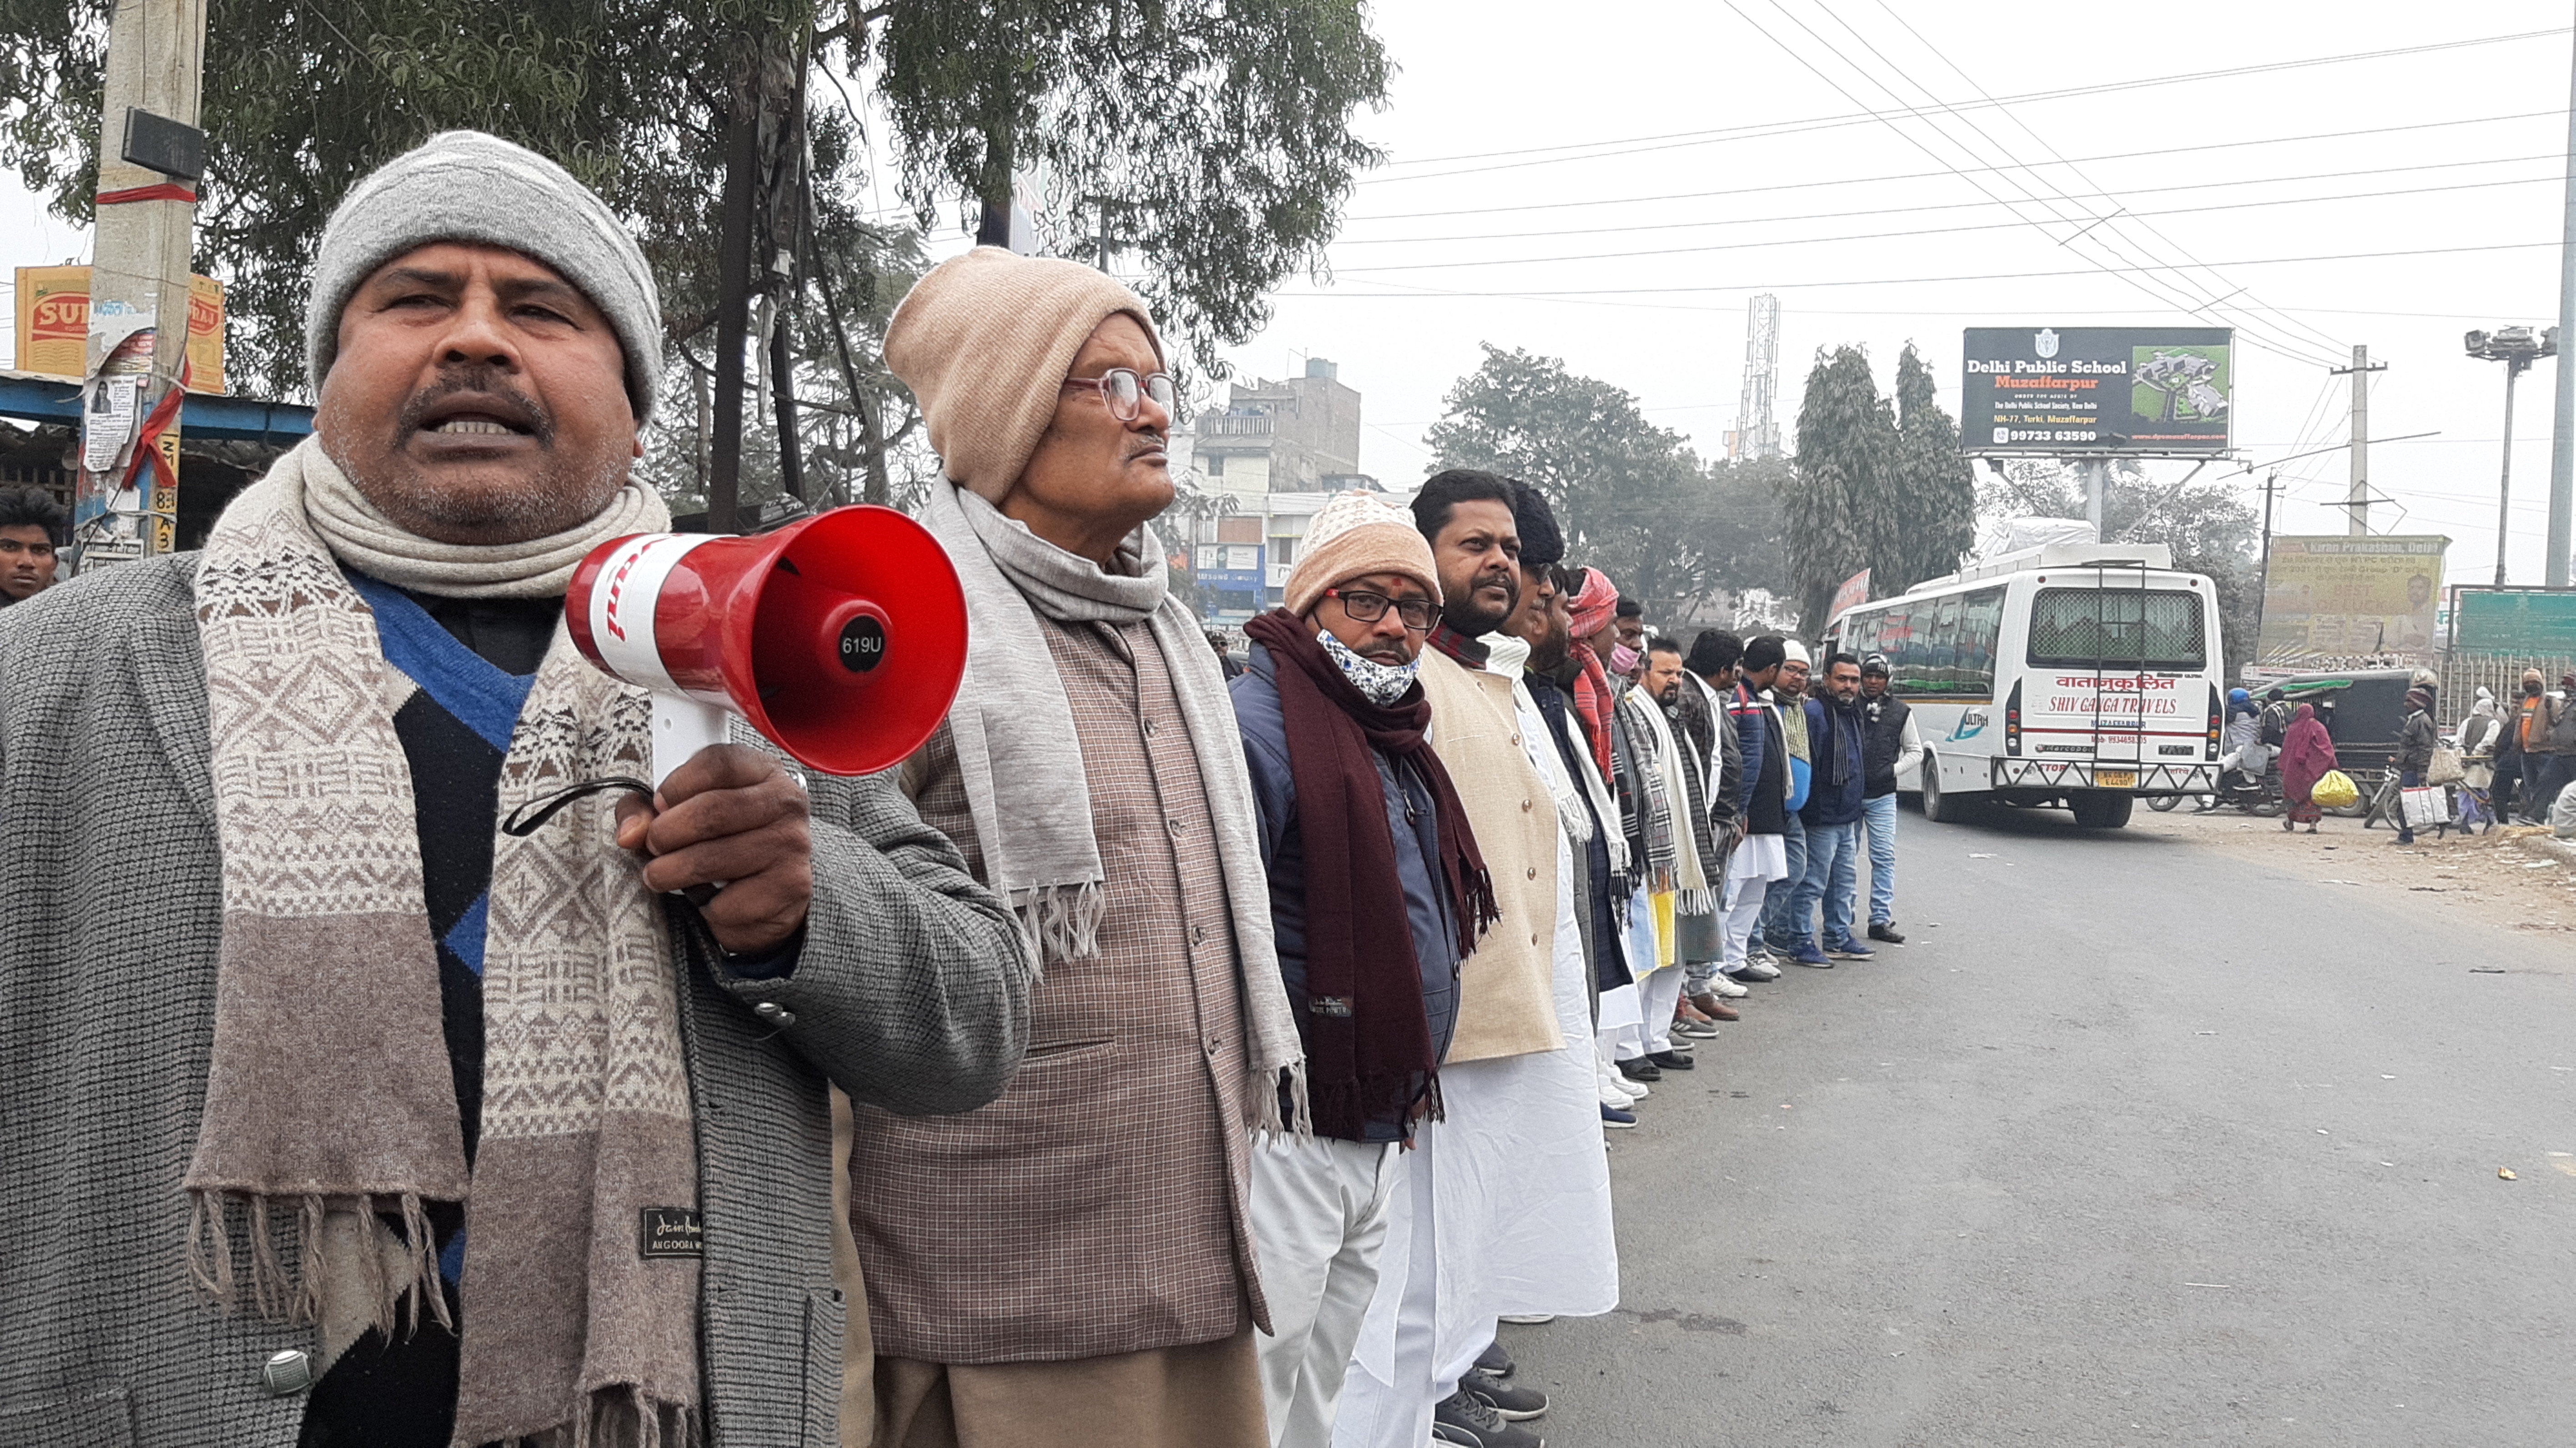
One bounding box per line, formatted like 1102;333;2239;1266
1962;327;2233;455
1827;568;1872;623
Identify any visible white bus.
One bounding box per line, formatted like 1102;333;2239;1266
1822;542;2226;830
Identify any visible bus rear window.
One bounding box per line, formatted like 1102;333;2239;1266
2027;588;2205;671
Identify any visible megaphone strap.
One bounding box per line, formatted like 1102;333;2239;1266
502;775;654;838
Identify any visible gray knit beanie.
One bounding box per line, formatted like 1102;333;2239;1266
305;131;662;421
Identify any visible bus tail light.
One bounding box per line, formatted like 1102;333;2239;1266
2004;679;2022;756
2206;684;2223;760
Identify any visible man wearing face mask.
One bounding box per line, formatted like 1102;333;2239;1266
1334;472;1615;1448
1230;493;1495;1448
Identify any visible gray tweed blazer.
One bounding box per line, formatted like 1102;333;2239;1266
0;556;1033;1446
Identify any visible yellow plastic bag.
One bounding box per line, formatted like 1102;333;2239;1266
2313;769;2359;810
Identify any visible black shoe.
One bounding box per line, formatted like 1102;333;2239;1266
1463;1367;1550;1420
1476;1339;1514;1378
1868;921;1906;945
1434;1388;1544;1447
1647;1050;1696;1071
1617;1057;1663;1083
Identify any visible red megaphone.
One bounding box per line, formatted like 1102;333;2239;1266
566;506;967;781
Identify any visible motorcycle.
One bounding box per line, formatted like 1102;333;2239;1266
2167;763;2284;816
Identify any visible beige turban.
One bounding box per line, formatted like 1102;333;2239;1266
884;246;1165;501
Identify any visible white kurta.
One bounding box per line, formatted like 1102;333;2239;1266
1333;675;1621;1448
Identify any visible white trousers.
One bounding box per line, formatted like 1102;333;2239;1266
1614;965;1686;1060
1250;1134;1407;1448
1330;1119;1445;1448
1720;874;1772;967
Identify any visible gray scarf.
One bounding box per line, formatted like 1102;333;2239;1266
921;483;1307;1134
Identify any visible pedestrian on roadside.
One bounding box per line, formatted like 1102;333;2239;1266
2279;703;2339;834
2497;669;2546;822
1212;626;1247;679
1759;642;1814;957
1231;492;1495;1448
1616;637;1715;1084
1781;653;1873;965
0;132;1036;1445
870;244;1307;1448
2393;686;2439;845
1857;653;1922;944
2536;673;2576;822
0;486;64;605
1720;636;1792;984
1680;629;1746;1019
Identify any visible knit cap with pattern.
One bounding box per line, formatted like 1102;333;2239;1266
1283;491;1443;615
304;131;662;420
886;246;1164;500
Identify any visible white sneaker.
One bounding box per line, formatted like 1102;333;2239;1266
1597;1061;1648;1102
1702;974;1750;998
1728;959;1782;982
1499;1313;1555;1325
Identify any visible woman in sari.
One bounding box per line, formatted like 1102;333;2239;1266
2279;703;2339;833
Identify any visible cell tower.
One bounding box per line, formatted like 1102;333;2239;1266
1728;293;1782;463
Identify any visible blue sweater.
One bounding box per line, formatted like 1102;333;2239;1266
1232;645;1463;1141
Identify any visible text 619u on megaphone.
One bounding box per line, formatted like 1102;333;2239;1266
565;505;968;784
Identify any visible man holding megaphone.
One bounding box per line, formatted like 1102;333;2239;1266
0;133;1031;1446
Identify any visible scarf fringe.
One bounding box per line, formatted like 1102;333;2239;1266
1675;886;1719;916
1010;882;1107;975
495;1383;701;1448
1249;1059;1313;1140
185;1188;448;1335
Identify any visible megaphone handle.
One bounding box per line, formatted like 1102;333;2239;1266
653;694;736;788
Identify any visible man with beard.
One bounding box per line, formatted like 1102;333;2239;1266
1612;638;1716;1085
1333;471;1615;1448
1781;653;1874;966
1678;630;1746;1022
1857;654;1922;945
1720;636;1793;985
0;133;1031;1445
1230;492;1494;1448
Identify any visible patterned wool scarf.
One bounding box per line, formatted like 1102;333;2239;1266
187;438;701;1446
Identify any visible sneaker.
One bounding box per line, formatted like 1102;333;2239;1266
1824;937;1875;960
1868;922;1906;945
1497;1312;1556;1324
1727;959;1782;983
1600;1103;1636;1130
1673;1015;1723;1039
1434;1388;1544;1447
1703;973;1751;997
1647;1049;1697;1071
1789;942;1835;968
1617;1057;1663;1083
1462;1367;1550;1421
1476;1340;1514;1379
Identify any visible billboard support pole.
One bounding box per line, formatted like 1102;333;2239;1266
2331;345;2385;537
2549;25;2576;587
2082;457;2106;535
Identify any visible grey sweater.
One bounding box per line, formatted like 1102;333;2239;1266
0;556;1033;1445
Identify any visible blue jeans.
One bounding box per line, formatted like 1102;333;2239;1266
1761;813;1808;948
1860;793;1899;926
1787;821;1861;948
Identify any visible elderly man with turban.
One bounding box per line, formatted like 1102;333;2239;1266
861;247;1307;1448
0;133;1031;1445
1229;492;1497;1447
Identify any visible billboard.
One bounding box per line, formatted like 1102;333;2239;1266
13;265;227;394
2258;535;2448;669
2455;588;2576;654
1962;327;2231;455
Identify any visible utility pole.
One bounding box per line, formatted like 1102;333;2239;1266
83;0;207;563
2549;25;2576;586
2330;345;2385;536
2083;457;2107;535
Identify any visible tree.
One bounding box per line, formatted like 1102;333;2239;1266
0;0;1391;508
1423;343;1786;623
1785;342;1976;634
1979;457;2262;680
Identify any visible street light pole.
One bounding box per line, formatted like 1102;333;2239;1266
2466;325;2559;587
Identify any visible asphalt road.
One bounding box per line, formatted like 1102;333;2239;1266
1507;801;2576;1447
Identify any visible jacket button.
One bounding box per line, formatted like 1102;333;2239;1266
1530;932;1540;946
754;1001;795;1026
1520;799;1533;812
1143;718;1159;737
1167;817;1186;836
1525;866;1537;880
261;1348;314;1397
1192;924;1208;945
1205;1039;1222;1057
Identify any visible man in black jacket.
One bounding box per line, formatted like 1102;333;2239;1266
1857;654;1923;945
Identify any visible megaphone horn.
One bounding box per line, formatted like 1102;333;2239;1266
565;505;968;785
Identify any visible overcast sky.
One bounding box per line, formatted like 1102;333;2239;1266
9;2;2575;584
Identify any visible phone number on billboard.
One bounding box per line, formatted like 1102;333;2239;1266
1997;429;2099;442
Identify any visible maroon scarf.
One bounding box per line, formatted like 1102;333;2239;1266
1246;609;1499;1139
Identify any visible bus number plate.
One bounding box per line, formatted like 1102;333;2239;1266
2095;769;2137;789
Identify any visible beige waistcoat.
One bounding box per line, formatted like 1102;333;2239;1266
1418;649;1565;1062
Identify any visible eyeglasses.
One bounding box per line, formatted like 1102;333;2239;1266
1326;588;1437;632
1060;367;1176;422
